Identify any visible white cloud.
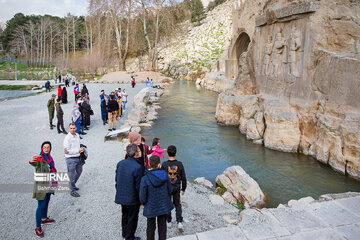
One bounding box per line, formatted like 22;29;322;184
0;0;88;23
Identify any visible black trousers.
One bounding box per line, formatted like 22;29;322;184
121;204;140;240
167;189;183;223
147;214;167;240
57;115;66;132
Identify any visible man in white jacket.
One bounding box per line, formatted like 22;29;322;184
63;123;84;197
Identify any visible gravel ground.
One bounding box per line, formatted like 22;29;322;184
0;82;238;239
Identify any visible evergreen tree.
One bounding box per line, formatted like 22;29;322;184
184;0;205;23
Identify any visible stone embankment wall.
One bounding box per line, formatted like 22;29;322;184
215;0;360;180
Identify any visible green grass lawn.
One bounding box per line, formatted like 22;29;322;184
0;85;38;90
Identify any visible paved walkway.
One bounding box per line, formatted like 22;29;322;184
169;192;360;240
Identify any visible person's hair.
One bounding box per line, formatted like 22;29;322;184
126;144;138;158
141;137;145;143
57;97;61;102
149;155;160;169
152;138;160;146
69;123;76;127
76;83;78;86
41;141;52;150
110;95;114;99
167;145;177;157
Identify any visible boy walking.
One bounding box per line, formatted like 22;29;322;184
140;156;174;240
161;145;187;232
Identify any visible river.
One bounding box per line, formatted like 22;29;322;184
141;80;360;207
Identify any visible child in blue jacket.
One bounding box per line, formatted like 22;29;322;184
139;155;174;240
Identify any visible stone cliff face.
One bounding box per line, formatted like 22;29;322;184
215;0;360;180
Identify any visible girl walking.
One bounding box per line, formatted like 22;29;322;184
151;137;166;158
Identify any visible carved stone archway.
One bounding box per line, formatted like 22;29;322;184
225;32;251;78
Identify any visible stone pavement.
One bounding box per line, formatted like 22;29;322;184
169;192;360;240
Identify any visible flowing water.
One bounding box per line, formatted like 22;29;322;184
141;81;360;207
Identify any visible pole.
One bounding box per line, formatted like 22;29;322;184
15;62;17;81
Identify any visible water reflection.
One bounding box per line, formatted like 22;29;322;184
141;81;360;207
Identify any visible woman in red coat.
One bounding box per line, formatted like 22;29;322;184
57;85;62;97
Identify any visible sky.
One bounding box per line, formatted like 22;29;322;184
0;0;88;24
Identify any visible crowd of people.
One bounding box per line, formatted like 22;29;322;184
99;88;128;131
30;127;187;240
39;77;186;239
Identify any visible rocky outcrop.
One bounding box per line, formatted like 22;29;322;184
216;166;265;208
213;0;360;180
194;177;214;189
121;87;166;132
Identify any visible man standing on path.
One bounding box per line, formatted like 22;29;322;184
47;94;56;130
63;123;85;197
115;144;143;240
55;98;68;134
108;94;119;131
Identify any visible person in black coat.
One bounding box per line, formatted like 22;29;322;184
61;87;68;104
115;144;143;240
81;99;91;130
81;84;89;96
140;155;174;240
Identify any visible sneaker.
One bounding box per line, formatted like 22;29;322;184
50;125;53;130
80;132;87;135
35;227;44;238
63;131;68;134
58;131;62;134
112;128;116;131
74;186;79;191
41;218;55;225
79;136;83;139
167;222;172;228
108;129;112;131
178;222;184;232
70;191;80;197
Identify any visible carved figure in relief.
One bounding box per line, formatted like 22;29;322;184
288;27;302;76
271;31;286;77
262;35;273;75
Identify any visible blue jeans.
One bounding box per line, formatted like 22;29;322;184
122;101;127;111
66;157;83;192
73;118;81;133
36;193;51;227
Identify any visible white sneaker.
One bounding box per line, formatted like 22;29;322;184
167;222;172;228
178;222;184;232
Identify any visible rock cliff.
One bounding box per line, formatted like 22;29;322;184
214;0;360;180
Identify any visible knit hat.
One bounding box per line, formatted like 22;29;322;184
128;132;141;145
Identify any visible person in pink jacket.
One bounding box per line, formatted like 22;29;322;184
151;138;166;158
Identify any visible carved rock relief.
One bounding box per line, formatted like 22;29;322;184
259;23;304;79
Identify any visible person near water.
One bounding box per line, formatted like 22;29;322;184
161;145;187;232
108;94;119;131
74;84;79;101
45;80;51;92
141;137;153;169
55;98;67;134
115;143;143;240
145;77;150;87
121;89;128;111
150;79;154;88
128;132;146;175
151;138;166;158
61;87;68;104
100;90;106;124
63;123;85;198
29;141;57;238
47;94;56;130
139;155;174;240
